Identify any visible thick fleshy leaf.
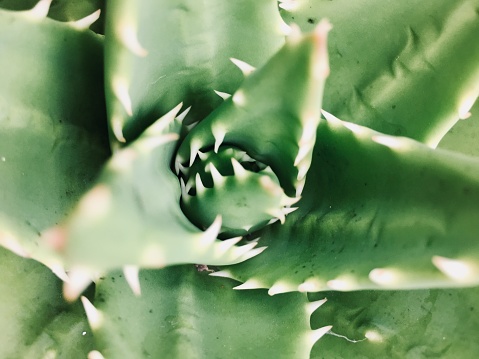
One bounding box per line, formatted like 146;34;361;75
0;6;109;272
104;0;286;143
282;0;479;146
177;21;330;197
0;247;94;358
0;0;105;32
309;287;479;358
58;108;264;277
223;115;479;293
86;266;324;359
439;99;479;156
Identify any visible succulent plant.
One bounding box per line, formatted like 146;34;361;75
1;0;479;358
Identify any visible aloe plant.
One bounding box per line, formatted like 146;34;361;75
1;0;479;358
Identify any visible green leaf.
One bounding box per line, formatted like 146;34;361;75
0;247;94;358
86;266;324;359
223;115;479;293
309;287;479;358
0;7;109;272
104;0;286;143
282;0;479;145
59;107;264;282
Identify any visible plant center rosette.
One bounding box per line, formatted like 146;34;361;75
174;22;331;237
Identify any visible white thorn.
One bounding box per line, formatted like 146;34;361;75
327;278;354;291
279;19;293;36
112;78;133;116
175;159;185;175
232;90;247;106
209;163;226;186
186;120;199;131
237;245;267;261
88;350;106;359
281;196;301;207
458;93;477;120
216;236;242;255
283;207;298;215
197;151;208;161
432;256;475;282
111;115;126;143
195;173;206;195
147;103;183;136
368;268;400;286
242;224;253;232
81;296;104;330
341;121;369;136
365;329;384;342
266;208;286;224
137;133;179;152
309;326;333;345
176;106;191;123
209;270;234;279
231;158;248;180
278;0;300;11
321;109;342;123
123;265;141;296
185;178;194;193
189;140;202;166
294;142;313;167
230;58;256;76
297;164;309;181
28;0;52;19
259;176;283;196
0;231;29;258
305;298;328;316
212;125;226;153
118;24;148;57
233;278;265;290
180;178;191;200
70;9;101;30
63;269;93;302
268;218;280;225
298;278;322;293
199;216;222;246
295;180;306;197
268;281;296;296
214;90;232;100
299;116;319;146
372;135;407;150
49;263;69;283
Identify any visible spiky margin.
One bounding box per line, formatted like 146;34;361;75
104;0;286;144
281;0;479;146
0;2;109;278
56;106;265;301
81;266;329;359
221;114;479;293
0;246;94;358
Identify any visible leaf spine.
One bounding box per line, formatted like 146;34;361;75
124;265;141;296
70;10;101;30
230;58;256;76
117;23;148;57
27;0;52;19
81;296;104;330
